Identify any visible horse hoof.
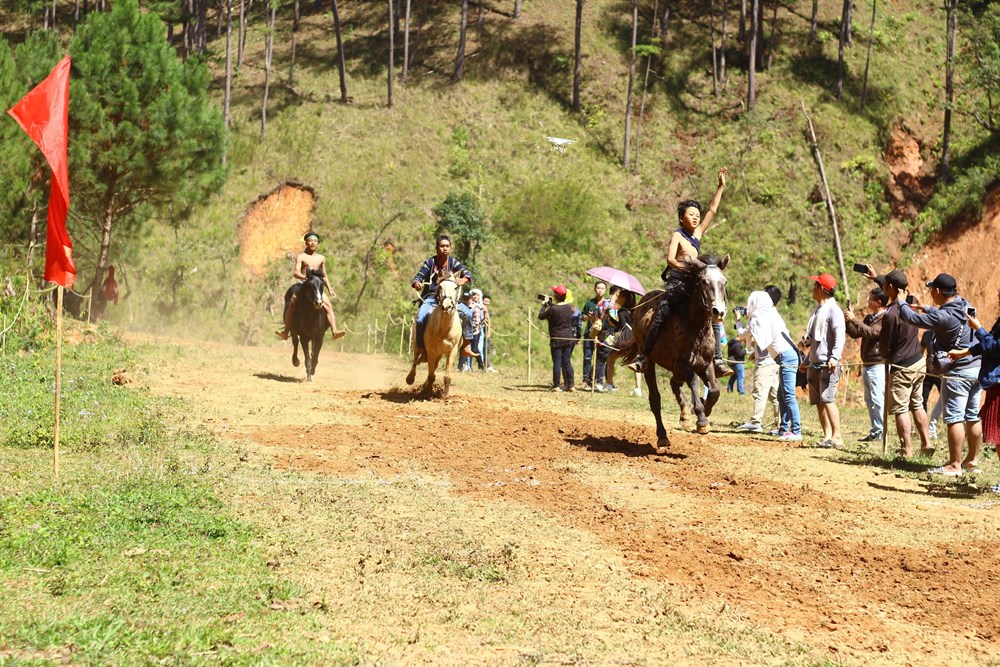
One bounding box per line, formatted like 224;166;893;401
697;423;710;435
292;357;300;367
405;370;416;385
655;438;670;454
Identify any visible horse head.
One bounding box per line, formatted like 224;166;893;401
691;253;730;318
436;277;459;313
304;269;325;309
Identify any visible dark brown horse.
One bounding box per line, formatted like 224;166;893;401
618;254;730;452
284;269;327;381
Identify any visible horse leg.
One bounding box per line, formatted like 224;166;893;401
686;373;711;435
423;352;440;394
443;343;459;402
670;376;693;430
406;327;419;385
303;338;314;381
644;366;669;453
291;334;301;367
701;367;721;418
312;333;324;378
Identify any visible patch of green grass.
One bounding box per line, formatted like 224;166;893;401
0;333;358;665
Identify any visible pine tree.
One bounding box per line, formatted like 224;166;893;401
68;0;226;303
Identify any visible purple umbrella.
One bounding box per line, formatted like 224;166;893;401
585;266;647;296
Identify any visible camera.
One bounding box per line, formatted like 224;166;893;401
967;306;977;318
905;294;917;305
536;293;550;303
733;306;747;317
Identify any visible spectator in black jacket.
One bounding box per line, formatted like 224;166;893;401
539;285;581;392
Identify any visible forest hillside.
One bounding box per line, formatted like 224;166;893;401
1;0;998;359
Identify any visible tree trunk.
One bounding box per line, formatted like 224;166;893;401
91;183;118;322
261;1;275;140
331;0;350;102
633;56;653;171
224;0;233;130
217;0;224;37
860;0;876;110
454;0;469;82
844;0;852;46
756;0;765;69
766;0;777;70
623;0;638;170
388;0;395;107
294;0;300;31
836;0;849;99
27;200;39;275
573;0;584;113
198;0;208;51
51;0;56;27
747;0;758;109
739;0;745;42
514;0;522;20
810;0;818;39
711;0;718;95
720;0;728;86
75;0;81;25
409;0;429;71
237;0;247;70
940;0;958;181
402;0;412;83
661;0;672;47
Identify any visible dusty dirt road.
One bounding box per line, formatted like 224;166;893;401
147;338;1000;665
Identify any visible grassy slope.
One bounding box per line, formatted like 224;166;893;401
113;0;988;358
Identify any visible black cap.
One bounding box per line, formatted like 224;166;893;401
925;273;957;294
884;269;908;289
873;274;887;287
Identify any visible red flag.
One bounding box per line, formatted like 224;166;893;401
7;56;75;288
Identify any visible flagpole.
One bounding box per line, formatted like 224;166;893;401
54;284;63;480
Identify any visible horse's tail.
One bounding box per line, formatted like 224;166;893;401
617;335;639;365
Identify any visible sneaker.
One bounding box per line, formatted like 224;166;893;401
858;433;877;442
630;387;642;397
606;384;619;392
777;432;803;442
579;383;592;391
989;484;1000;494
768;428;782;436
564;386;576;393
485;366;497;373
817;438;844;449
737;422;764;433
550;386;562;392
625;356;647;373
594;383;605;393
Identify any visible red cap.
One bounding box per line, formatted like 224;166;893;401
551;285;567;296
809;273;837;291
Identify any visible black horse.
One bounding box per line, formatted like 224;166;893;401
284;269;328;381
619;254;730;452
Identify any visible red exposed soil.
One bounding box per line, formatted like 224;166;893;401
238;183;316;275
885;127;935;222
909;185;1000;311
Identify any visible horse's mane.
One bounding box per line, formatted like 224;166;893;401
305;268;324;281
662;254;724;303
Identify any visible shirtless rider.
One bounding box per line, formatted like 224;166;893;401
275;231;346;341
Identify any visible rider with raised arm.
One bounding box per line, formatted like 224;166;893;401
627;167;732;378
275;231;346;341
411;234;472;362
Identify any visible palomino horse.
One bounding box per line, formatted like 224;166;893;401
405;277;462;400
284;268;327;381
619;254;730;452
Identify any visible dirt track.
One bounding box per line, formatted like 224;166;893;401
147;339;1000;665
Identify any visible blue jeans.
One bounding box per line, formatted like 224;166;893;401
941;365;982;424
776;349;801;434
415;296;437;349
727;363;745;394
551;345;575;388
582;339;596;384
472;331;485;370
862;363;886;437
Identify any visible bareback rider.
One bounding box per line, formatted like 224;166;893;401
275;231;346;340
627;167;732;378
411;234;472;362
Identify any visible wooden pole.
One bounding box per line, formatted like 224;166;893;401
54;285;63;480
366;324;371;354
801;101;852;307
526;306;532;384
399;319;405;356
375;318;379;352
